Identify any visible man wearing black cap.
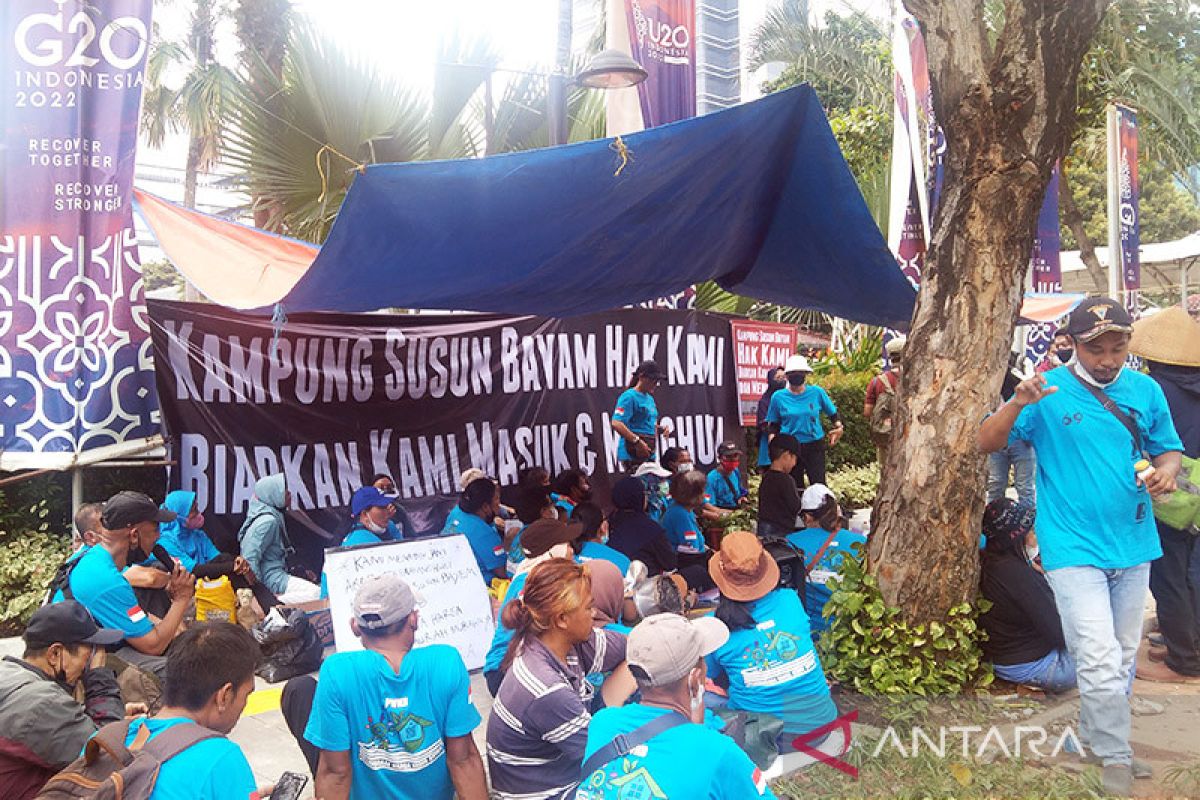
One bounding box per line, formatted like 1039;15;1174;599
980;297;1183;796
56;491;196;680
612;360;666;472
0;602;125;799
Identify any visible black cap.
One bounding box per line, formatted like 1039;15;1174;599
101;491;176;529
1062;297;1134;342
718;441;742;458
634;360;663;380
24;601;124;649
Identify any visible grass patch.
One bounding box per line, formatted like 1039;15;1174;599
771;732;1104;799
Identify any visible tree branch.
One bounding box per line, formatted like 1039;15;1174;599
1058;166;1108;293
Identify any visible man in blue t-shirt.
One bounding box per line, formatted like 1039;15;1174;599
58;492;196;681
706;441;749;510
320;486;399;599
980;297;1183;797
113;622;266;800
306;574;487;800
441;477;506;584
612;360;664;470
579;613;774;799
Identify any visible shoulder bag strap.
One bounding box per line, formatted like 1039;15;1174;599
138;721;222;762
579;710;690;780
806;528;841;575
1068;366;1144;456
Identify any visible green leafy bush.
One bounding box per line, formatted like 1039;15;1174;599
815;371;876;471
826;463;880;510
0;499;70;630
819;553;994;696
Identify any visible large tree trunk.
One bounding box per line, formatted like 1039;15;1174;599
867;0;1111;622
1059;166;1108;292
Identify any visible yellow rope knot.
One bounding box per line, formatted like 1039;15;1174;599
315;144;368;203
610;136;633;177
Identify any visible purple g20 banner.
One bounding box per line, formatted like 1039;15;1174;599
0;1;159;469
625;0;696;128
1116;105;1140;313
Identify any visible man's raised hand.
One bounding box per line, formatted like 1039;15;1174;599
1012;374;1058;407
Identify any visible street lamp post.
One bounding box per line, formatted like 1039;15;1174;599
549;49;648;146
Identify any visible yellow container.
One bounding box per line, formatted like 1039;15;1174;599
195;575;238;624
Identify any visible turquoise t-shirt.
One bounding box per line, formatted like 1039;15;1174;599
707;589;837;735
321;524;394;599
112;718;256;800
578;705;775;799
442;505;505;581
578;541;632;575
706;468;745;509
766;386;837;444
613;388;658;461
305;646;482;800
1009;366;1182;571
785;528;867;634
484;570;530;674
60;545;153;638
660;500;704;554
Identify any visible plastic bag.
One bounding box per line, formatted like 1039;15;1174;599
252;607;324;683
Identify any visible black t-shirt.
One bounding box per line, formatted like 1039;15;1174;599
979;552;1066;665
757;469;801;533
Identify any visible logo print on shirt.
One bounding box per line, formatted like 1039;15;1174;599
579;751;668;800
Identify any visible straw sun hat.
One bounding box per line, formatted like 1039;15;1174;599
1129;306;1200;368
709;531;779;602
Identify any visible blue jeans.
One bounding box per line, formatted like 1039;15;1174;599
1045;562;1150;766
993;648;1077;693
987;440;1037;508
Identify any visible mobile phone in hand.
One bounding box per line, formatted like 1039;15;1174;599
269;771;309;800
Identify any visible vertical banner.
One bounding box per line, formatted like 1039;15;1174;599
729;320;798;425
1115;106;1140;314
1024;166;1063;367
624;0;696;128
0;1;159;470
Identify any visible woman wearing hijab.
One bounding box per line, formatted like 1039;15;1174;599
707;532;841;761
756;367;785;470
979;498;1076;692
158;490;279;610
237;474;320;604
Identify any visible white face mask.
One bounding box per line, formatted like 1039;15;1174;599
1026;544;1040;564
362;517;388;535
677;462;693;474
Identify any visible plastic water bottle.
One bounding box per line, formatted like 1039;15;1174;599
1135;459;1156;486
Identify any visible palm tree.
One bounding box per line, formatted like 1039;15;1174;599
142;0;240;209
221;22;607;243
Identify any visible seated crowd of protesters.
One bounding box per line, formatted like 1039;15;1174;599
15;393;1100;800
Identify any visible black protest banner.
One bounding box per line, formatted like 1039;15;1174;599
147;300;741;568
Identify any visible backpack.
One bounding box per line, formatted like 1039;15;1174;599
35;718;219;800
869;374;898;437
43;552;85;605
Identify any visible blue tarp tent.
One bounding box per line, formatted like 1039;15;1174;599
277;85;916;328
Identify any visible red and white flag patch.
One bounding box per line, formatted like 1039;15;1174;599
493;545;505;556
127;605;147;624
752;767;767;795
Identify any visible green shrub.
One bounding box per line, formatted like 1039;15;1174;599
819;552;994;696
826;463;880;510
815;371;876;471
0;499;71;630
